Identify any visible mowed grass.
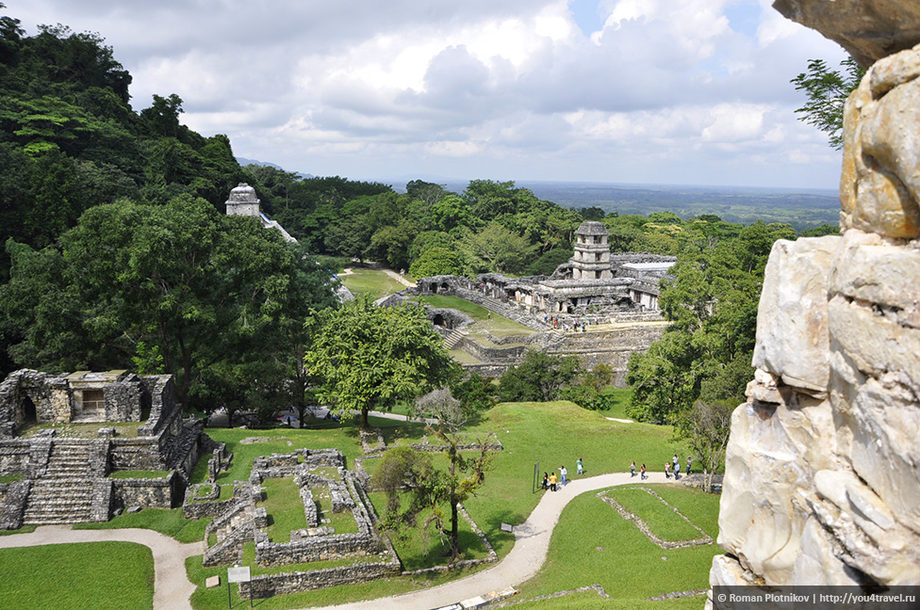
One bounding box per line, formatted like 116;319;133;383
519;483;721;608
455;401;688;558
74;507;210;543
261;477;307;542
181;402;693;608
605;487;703;541
340;268;406;301
414;294;533;337
0;542;154;609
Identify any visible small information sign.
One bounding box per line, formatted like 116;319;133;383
500;523;514;533
227;566;251;583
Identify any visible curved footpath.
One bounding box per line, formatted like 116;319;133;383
0;525;203;610
0;471;668;610
313;470;669;610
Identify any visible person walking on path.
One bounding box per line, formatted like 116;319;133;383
672;453;678;472
686;458;692;476
549;472;557;491
542;472;549;491
640;463;647;480
665;462;671;479
576;458;584;476
674;459;681;480
559;465;568;486
630;461;636;477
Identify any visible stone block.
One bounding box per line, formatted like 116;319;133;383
716;395;837;584
839;48;920;238
752;236;839;393
206;575;220;588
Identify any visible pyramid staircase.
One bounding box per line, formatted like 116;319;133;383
22;441;98;525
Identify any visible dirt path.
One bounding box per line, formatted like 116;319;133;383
381;268;415;288
0;525;204;610
310;470;668;610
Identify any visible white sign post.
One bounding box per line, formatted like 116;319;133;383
227;566;251;608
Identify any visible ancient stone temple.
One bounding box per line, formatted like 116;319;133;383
710;0;920;594
0;369;214;527
225;182;297;243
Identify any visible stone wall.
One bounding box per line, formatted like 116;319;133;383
239;560;401;599
112;472;179;510
456;324;666;385
711;9;920;592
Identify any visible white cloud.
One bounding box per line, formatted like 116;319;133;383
7;0;849;188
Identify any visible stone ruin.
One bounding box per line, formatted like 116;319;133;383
710;0;920;594
380;222;674;381
189;448;400;598
0;369;215;528
412;222;675;325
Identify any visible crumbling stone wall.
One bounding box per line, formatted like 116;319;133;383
710;3;920;592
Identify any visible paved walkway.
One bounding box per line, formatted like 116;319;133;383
0;472;667;610
311;470;667;610
0;525;204;610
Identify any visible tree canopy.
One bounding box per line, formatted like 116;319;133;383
626;221;796;423
791;57;864;150
0;195;338;412
304;300;457;428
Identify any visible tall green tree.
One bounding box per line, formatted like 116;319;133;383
0;195;337;410
304;300;457;429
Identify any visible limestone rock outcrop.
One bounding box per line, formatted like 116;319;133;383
711;4;920;593
772;0;920;68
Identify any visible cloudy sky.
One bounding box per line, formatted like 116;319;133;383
10;0;848;189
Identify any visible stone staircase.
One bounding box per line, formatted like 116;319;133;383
443;328;467;349
22;441;96;525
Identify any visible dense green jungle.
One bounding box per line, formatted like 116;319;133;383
0;10;838;426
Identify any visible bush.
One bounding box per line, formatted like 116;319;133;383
451;373;496;414
498;350;580;402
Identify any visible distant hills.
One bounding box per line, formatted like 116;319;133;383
236;157;314;180
398;179;840;231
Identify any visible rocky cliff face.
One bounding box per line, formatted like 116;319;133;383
710;2;920;591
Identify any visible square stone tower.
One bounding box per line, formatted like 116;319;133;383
571;221;612;280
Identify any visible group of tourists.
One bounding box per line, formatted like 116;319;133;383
541;458;584;492
629;456;692;480
544;315;594;333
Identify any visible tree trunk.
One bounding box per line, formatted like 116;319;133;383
450;498;460;562
361;407;369;430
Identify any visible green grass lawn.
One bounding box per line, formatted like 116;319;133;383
74;507;210;543
0;542;154;609
340;268;406;301
599;387;632;420
414;294;533;338
261;477;307;542
518;483;721;608
605;487;704;541
183;402;696;607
